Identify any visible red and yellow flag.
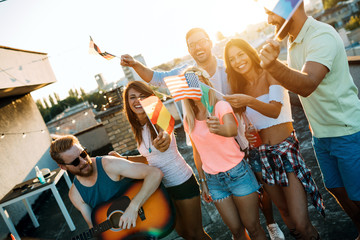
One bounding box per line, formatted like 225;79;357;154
139;96;175;134
89;36;116;60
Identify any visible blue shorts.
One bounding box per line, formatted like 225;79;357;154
313;131;360;201
204;160;260;201
247;148;294;173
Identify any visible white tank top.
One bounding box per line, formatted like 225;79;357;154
138;124;193;187
246;85;293;130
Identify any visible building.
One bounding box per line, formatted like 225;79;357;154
121;54;146;81
46;101;99;135
95;73;106;90
0;45;58;239
315;0;360;29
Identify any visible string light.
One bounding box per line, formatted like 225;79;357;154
0;129;46;139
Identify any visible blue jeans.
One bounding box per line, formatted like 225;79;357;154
313;130;360;201
204;160;260;201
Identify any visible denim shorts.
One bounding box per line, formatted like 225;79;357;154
204;160;260;201
313;131;360;201
247;148;294;173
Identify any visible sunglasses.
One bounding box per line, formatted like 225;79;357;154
62;148;88;167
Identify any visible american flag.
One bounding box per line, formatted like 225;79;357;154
89;36;116;60
164;73;202;102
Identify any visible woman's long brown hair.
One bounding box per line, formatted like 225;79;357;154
123;81;159;145
224;38;262;94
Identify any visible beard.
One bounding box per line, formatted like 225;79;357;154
275;18;293;41
68;161;94;177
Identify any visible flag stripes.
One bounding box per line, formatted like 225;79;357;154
164;74;202;102
89;36;116;60
140;96;175;134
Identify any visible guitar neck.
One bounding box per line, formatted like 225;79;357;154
71;220;112;240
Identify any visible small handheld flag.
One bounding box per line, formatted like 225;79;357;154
259;0;303;40
163;73;202;102
89;36;116;60
139;96;175;135
199;82;214;115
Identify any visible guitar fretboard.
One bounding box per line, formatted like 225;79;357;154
71;220;112;240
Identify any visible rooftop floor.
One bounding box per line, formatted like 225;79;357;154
2;102;358;240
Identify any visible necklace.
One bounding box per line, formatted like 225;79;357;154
142;125;152;153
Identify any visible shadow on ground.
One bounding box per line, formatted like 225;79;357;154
2;96;358;240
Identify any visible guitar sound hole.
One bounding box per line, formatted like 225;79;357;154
108;211;123;230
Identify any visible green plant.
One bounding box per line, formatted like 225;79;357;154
345;15;360;31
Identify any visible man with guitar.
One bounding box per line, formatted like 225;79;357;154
49;135;164;237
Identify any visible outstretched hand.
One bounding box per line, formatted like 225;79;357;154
259;39;280;69
108;151;122;158
120;54;136;67
153;130;171;152
223;94;250;109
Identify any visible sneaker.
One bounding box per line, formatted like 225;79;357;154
267;223;285;240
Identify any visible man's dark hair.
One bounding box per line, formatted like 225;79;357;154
185;28;210;43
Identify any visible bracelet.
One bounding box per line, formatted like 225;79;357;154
199;178;206;183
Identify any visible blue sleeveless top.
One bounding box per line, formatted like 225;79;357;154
74;157;134;208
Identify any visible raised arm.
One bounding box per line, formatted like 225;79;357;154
259;39;328;97
121;54;154;83
103;156;163;229
69;185;93;228
120;54;189;87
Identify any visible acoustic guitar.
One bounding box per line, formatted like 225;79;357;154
71;179;175;240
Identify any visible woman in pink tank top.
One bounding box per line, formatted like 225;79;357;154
183;66;266;240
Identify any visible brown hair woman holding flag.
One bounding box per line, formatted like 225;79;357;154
110;81;211;240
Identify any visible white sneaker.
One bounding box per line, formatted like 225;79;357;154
267;223;285;240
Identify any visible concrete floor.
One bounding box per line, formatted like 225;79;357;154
2;100;358;240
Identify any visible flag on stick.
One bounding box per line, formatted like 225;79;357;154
259;0;303;39
163;73;202;102
199;82;214;114
89;36;116;60
164;73;202;102
262;0;302;20
139;96;175;134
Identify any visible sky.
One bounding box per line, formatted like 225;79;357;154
1;0;275;102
